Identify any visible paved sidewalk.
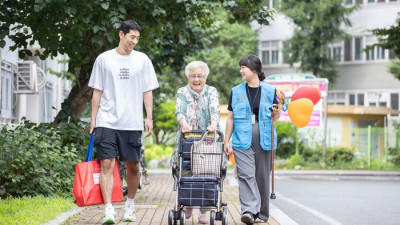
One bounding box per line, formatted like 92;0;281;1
64;173;280;225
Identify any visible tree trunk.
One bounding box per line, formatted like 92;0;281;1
53;64;93;125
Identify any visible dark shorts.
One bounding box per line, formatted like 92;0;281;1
94;127;142;162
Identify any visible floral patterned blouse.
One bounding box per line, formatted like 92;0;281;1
171;84;220;163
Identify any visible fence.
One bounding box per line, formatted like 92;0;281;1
327;126;400;163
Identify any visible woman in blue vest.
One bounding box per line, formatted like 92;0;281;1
224;55;280;224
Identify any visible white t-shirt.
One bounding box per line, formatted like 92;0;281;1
88;49;159;130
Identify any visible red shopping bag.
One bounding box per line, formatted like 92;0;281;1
73;133;123;207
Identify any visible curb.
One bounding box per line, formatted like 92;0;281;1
270;203;298;225
41;206;85;225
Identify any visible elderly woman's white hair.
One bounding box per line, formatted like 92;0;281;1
184;61;210;78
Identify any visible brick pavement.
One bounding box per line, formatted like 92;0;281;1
64;174;279;225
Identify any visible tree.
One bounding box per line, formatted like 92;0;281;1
0;0;273;124
192;10;257;104
153;100;177;145
371;18;400;80
280;0;356;83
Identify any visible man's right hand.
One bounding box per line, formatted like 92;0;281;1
89;120;96;133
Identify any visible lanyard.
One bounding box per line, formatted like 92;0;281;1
246;82;260;113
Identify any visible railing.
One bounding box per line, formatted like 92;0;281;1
327;126;400;165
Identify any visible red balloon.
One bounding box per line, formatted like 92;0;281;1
291;86;321;105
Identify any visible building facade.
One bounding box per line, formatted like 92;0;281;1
253;0;400;157
1;30;71;125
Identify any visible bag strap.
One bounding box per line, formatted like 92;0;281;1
85;133;94;162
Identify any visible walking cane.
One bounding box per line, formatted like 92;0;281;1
270;104;277;199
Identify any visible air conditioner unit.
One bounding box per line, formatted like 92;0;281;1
15;61;38;94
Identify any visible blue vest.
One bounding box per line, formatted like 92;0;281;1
232;82;277;150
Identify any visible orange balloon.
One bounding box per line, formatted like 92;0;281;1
291;86;321;105
288;98;314;128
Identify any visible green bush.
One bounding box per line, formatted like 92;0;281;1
325;147;354;167
285;154;305;169
388;147;400;166
144;144;174;164
0;119;89;198
302;147;323;163
275;122;308;159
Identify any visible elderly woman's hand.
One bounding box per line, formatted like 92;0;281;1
207;124;217;132
181;124;192;133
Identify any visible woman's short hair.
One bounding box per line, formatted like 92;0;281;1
239;54;266;81
120;20;142;35
184;61;210;78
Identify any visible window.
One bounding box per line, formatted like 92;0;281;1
391;93;399;116
283;42;290;64
365;36;375;61
358;93;364;106
349;94;355;105
333;47;342;62
261;41;280;65
44;83;54;122
366;48;374;60
377;0;385;2
271;51;279;64
355;0;363;3
328;42;342;62
346;0;353;4
262;51;269;65
368;0;375;2
369;102;376;106
344;38;352;61
1;61;14;119
354;37;363;61
377;46;385;59
379;102;387;107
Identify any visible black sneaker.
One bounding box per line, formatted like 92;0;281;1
241;213;255;225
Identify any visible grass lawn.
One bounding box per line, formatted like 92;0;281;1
0;195;76;225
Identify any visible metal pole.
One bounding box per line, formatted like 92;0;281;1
367;125;371;168
323;79;329;159
384;116;388;163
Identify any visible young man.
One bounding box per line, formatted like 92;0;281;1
88;20;159;224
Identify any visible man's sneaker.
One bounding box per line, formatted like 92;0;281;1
123;204;136;222
241;213;255;225
255;217;268;223
102;207;116;224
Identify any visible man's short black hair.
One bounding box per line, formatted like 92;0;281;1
120;20;142;35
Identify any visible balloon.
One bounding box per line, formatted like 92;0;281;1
275;90;288;112
291;86;321;105
229;151;235;165
288;98;314;128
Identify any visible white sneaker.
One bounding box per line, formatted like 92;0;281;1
102;207;116;224
123;204;136;222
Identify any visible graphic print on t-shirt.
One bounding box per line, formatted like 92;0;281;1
119;68;131;80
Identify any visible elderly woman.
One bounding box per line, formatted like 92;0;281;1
171;60;220;224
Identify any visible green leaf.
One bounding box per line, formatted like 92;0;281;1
100;2;109;10
93;25;100;33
